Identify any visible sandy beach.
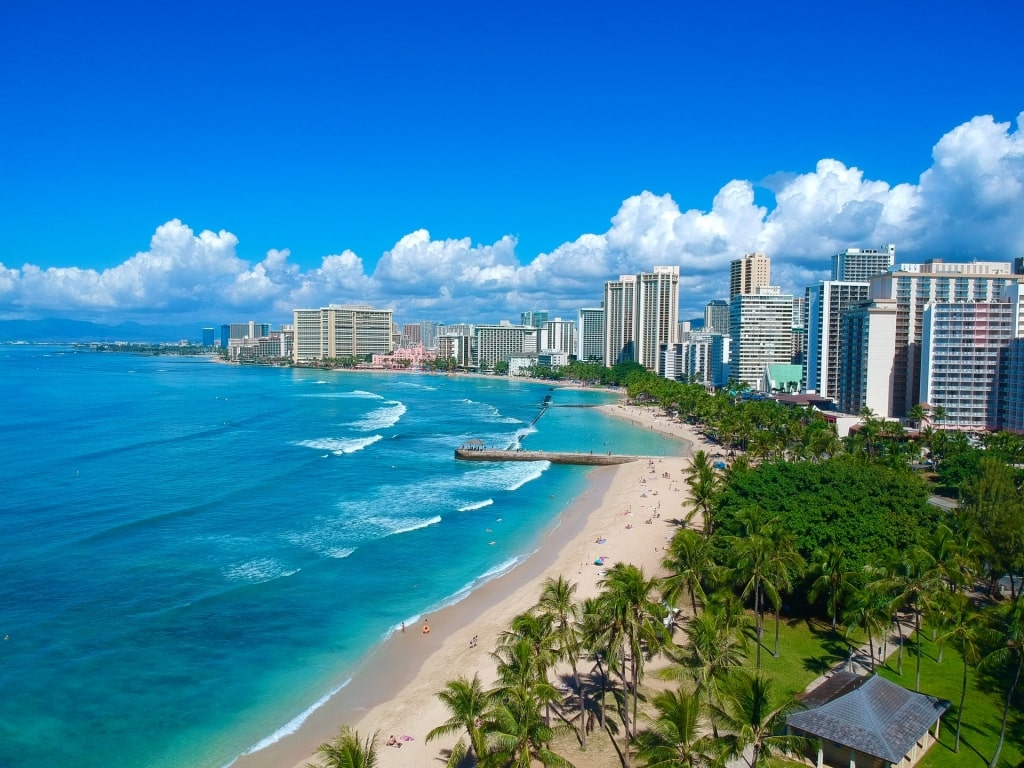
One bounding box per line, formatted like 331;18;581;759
233;401;716;768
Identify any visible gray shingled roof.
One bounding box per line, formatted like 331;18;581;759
787;674;950;763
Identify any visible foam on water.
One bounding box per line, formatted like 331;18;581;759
430;554;529;612
295;435;382;454
458;499;494;512
222;558;300;584
350;401;406;431
231;678;352;763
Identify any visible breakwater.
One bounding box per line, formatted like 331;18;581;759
454;448;641;465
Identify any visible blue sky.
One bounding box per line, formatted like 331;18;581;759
2;0;1022;327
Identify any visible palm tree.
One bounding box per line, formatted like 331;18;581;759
596;563;669;749
983;593;1024;768
728;506;779;670
665;604;746;738
683;450;721;535
764;527;804;658
427;675;494;768
885;544;942;691
634;689;720;768
660;528;718;616
807;543;856;632
937;591;987;753
714;671;809;768
536;576;587;747
842;583;890;671
488;682;576;768
307;726;379;768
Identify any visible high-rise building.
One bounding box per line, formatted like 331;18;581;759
603;266;680;372
729;252;771;298
832;244;895;282
202;327;215;347
520;310;549;329
541;318;577;355
920;285;1023;431
577;307;604;362
472;322;537;369
804;281;871;400
867;259;1020;416
1002;337;1024;433
728;286;794;390
704;300;730;334
292;305;394;362
837;298;899;416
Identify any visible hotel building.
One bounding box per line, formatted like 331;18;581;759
805;281;871;400
837;298;899;416
919;284;1024;431
729;286;794;390
832;244;895;282
867;260;1020;417
577;307;605;362
603;266;680;372
729;252;771;298
292;305;394;363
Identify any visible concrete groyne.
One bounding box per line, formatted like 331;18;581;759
454;448;641;465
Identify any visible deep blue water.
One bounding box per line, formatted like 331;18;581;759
0;346;680;768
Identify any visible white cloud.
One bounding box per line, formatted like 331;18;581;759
2;112;1023;326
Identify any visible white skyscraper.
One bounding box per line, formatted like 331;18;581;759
867;259;1021;416
729;286;794;391
832;244;895;282
804;281;871;400
920;284;1024;431
603;266;680;372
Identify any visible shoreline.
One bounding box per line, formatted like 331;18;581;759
231;402;715;768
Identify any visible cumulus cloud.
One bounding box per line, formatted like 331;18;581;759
1;112;1023;326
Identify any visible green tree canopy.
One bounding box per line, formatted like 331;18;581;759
713;456;940;575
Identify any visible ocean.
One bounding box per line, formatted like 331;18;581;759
0;346;681;768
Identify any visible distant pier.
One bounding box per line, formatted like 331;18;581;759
454;448;641;466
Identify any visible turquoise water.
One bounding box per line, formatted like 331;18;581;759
0;346;680;768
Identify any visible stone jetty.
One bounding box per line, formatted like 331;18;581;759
454;448;641;465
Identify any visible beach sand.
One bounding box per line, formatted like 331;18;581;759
232;402;717;768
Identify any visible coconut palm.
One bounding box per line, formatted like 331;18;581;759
713;671;809;768
426;675;494;768
842;583;890;671
807;543;856;632
536;575;587;746
660;528;719;617
983;593;1024;768
307;726;379;768
683;450;721;535
937;591;988;753
663;603;746;738
764;527;804;658
885;544;942;691
596;563;669;748
634;689;720;768
728;506;780;670
488;682;576;768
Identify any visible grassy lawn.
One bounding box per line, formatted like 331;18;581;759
876;632;1023;768
739;614;860;698
736;616;1022;768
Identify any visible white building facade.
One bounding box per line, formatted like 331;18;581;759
729;286;794;391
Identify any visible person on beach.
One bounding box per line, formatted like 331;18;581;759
422;623;430;634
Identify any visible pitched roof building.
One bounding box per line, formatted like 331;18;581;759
787;673;949;768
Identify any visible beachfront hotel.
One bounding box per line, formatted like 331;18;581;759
292;305;394;362
603;266;680;373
